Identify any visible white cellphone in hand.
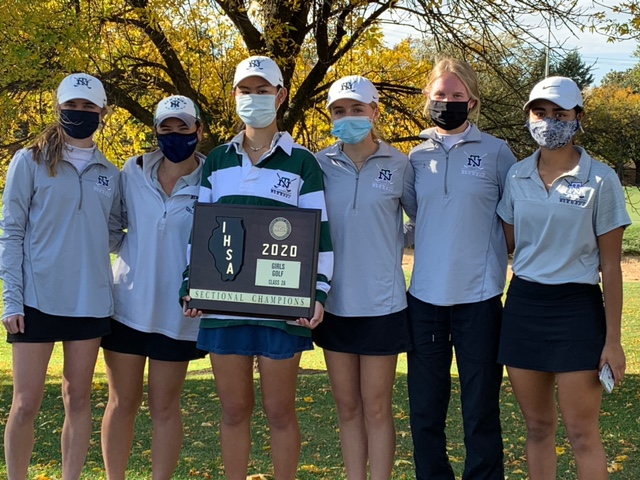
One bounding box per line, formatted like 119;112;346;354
599;363;615;394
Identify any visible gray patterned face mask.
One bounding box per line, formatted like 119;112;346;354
526;117;580;150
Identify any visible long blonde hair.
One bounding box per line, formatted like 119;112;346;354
423;58;481;119
28;108;68;177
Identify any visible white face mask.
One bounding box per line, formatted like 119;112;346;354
236;94;278;128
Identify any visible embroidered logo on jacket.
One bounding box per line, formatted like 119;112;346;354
186;197;198;214
93;175;113;197
270;173;297;200
373;165;396;192
461;152;487;178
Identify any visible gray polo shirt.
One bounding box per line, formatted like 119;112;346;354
497;147;631;285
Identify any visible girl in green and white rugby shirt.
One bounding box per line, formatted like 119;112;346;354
182;56;333;480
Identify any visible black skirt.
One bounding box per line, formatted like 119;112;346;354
312;309;412;355
498;276;606;372
101;319;206;362
7;305;111;343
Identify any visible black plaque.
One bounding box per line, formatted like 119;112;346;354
187;203;321;320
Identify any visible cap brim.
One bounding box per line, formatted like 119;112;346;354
155;112;197;129
57;91;104;108
523;95;577;111
327;93;375;108
233;72;279;88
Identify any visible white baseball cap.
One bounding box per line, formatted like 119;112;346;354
233;56;284;88
57;73;107;108
326;75;379;108
524;76;583;111
154;95;201;128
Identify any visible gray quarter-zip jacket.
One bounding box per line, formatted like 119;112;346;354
112;150;203;341
317;141;417;317
408;124;516;306
0;147;122;319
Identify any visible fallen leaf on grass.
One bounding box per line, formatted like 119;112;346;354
300;464;322;472
608;462;624;473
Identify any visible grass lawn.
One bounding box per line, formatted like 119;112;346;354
0;193;639;478
0;282;639;479
623;187;640;255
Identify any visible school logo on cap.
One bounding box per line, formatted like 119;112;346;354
340;81;356;92
248;59;265;70
73;76;93;89
164;97;188;111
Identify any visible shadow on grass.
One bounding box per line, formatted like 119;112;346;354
0;373;638;479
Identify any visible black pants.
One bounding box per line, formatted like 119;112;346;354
407;293;504;480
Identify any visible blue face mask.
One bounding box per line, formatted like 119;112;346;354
331;116;373;144
236;94;278;128
157;132;199;163
60;109;100;139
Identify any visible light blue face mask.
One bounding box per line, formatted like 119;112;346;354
331;116;373;144
236;94;278;128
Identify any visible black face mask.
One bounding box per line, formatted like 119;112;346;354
428;100;470;131
60;109;101;139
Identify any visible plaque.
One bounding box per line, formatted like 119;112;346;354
187;203;321;320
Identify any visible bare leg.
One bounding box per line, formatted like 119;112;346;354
323;350;367;480
506;367;557;480
147;359;190;480
210;353;255;480
4;342;54;480
258;353;302;480
557;371;608;480
360;355;398;480
101;350;146;480
61;338;101;480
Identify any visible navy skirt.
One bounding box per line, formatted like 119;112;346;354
312;309;411;355
498;276;606;372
